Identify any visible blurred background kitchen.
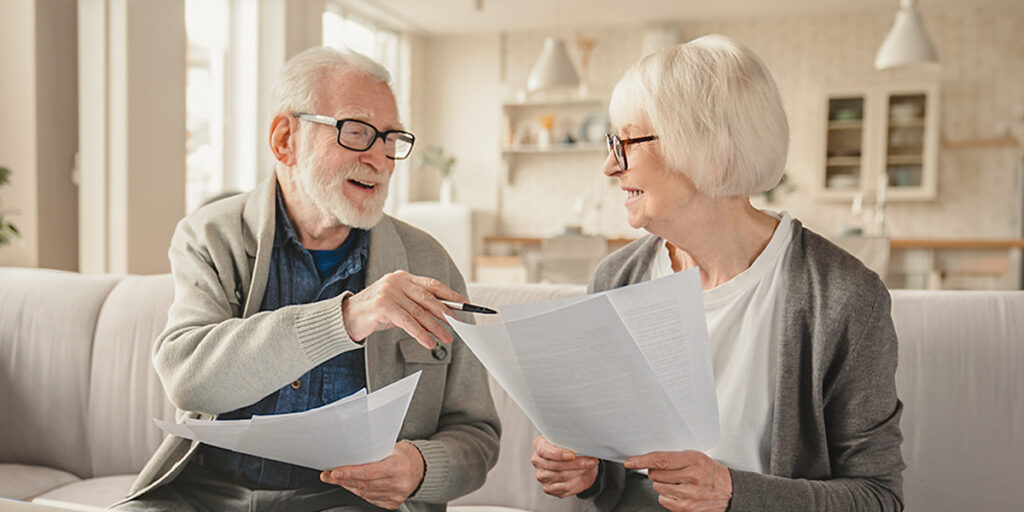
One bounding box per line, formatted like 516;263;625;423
2;0;1022;290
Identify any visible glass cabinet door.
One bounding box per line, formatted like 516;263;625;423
818;83;938;201
825;96;867;192
885;93;927;188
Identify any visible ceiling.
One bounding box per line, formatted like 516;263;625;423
347;0;1007;35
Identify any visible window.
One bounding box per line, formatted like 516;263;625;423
322;8;401;86
183;1;411;214
184;0;229;213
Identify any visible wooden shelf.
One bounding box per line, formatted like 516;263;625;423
828;121;864;130
502;97;605;110
826;156;862;166
475;255;524;267
887;154;923;165
502;143;605;155
942;136;1020;149
888;120;925;128
484;235;636;248
890;239;1024;250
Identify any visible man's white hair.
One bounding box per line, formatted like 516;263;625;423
609;34;789;198
272;46;392;116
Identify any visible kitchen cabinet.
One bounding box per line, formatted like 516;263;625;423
817;82;939;201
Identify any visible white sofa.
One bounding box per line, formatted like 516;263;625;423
1;267;1022;511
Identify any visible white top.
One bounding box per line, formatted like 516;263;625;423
650;211;794;473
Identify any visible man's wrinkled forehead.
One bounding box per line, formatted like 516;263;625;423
319;71;402;130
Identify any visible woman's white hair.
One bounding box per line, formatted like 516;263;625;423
609;34;789;197
272;46;392;116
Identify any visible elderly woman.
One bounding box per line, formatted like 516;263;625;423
530;35;904;512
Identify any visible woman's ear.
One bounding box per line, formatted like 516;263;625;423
269;114;297;166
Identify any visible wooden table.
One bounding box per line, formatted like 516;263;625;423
484;235;637;249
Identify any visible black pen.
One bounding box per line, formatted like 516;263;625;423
440;300;498;315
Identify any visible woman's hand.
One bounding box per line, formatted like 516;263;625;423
625;450;732;512
531;436;600;498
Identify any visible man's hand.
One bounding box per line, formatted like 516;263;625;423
320;441;426;510
531;435;600;498
342;270;465;349
624;450;732;512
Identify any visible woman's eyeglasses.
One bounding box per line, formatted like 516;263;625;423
606;133;658;171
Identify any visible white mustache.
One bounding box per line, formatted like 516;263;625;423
339;162;388;186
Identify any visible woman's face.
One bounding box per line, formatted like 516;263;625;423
603;123;699;232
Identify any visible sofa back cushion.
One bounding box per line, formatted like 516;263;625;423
890;290;1024;511
88;274;177;477
0;268;120;479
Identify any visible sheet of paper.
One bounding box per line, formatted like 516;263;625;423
604;269;719;449
448;321;537;421
497;294;591;322
452;268;717;461
155;371;421;470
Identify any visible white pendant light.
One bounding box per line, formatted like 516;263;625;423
526;37;580;92
875;0;939;70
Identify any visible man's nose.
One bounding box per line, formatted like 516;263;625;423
359;136;392;173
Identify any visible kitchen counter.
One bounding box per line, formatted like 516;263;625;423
486;236;1024;250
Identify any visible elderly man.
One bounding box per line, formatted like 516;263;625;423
116;47;500;512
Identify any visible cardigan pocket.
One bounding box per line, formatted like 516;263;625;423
397;339;451;433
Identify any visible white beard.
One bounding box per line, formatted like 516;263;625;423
293;153;390;230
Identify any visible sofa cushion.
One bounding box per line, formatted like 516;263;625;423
31;474;136;511
0;463;81;501
890;290;1024;511
88;274;177;478
0;269;121;481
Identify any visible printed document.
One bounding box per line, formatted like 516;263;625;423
450;269;718;462
155;371;421;470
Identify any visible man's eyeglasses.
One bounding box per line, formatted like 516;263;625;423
292;113;416;160
606;133;658;171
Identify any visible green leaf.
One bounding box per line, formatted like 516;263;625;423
0;224;18;246
0;166;11;186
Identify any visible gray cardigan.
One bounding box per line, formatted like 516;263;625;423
122;176;500;511
580;221;904;512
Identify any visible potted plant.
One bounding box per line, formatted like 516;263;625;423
0;166;20;247
418;146;457;204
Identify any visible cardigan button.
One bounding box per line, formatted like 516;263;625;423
432;345;448;361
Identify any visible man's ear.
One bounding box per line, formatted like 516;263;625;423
269;114;298;166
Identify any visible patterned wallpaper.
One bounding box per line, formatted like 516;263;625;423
495;5;1024;241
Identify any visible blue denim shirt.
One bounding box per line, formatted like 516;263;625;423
198;186;371;489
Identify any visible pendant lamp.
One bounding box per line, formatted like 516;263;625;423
526;37;580;92
874;0;939;70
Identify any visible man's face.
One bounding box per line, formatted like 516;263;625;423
292;71;400;229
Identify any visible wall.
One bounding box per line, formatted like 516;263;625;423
77;0;186;275
410;34;501;213
418;4;1024;245
0;1;38;267
35;0;79;270
0;0;79;270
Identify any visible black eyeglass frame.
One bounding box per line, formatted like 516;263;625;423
606;133;658;171
291;113;416;160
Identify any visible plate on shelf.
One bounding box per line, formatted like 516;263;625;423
827;175;859;189
579;112;611;143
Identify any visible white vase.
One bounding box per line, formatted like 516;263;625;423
439;176;454;204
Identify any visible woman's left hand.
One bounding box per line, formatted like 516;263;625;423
624;450;732;512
